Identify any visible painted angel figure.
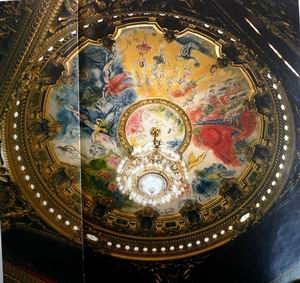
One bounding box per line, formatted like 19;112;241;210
176;36;213;67
102;54;133;97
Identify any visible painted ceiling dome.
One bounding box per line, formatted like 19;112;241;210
2;13;294;261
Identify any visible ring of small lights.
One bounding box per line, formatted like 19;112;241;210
2;12;295;260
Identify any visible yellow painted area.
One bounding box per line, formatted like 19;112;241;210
116;26;220;100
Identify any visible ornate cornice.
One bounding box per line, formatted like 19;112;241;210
0;0;67;116
0;1;299;280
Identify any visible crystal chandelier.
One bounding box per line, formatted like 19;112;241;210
117;127;189;206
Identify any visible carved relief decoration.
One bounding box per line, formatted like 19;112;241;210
0;0;296;262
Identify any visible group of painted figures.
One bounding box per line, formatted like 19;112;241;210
49;27;258;210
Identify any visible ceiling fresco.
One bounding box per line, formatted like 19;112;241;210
0;1;299;276
46;23;261;217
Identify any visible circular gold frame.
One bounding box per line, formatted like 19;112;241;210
1;12;295;261
118;98;193;155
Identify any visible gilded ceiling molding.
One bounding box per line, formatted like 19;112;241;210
0;0;69;116
0;3;295;261
3;261;46;283
0;0;79;242
234;0;300;57
79;0;199;14
0;0;298;271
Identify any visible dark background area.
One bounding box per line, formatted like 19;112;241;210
3;185;300;283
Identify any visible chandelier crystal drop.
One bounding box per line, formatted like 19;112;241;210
116;127;189;206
